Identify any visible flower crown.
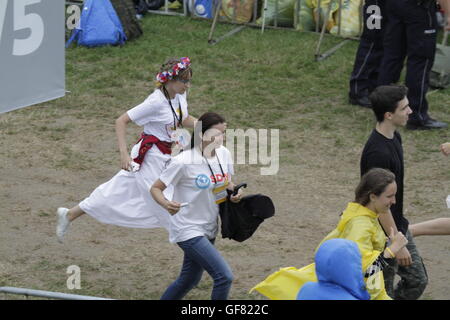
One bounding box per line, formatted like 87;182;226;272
156;57;191;84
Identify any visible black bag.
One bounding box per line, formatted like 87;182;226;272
133;0;149;14
219;188;275;242
145;0;165;10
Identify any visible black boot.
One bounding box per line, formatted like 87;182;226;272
349;95;372;108
406;118;448;130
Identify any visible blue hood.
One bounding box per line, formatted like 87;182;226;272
298;239;370;300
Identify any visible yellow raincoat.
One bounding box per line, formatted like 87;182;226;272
251;202;391;300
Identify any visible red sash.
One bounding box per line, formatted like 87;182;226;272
132;133;173;165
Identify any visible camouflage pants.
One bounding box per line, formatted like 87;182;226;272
383;230;428;300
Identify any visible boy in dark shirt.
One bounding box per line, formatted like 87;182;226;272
360;85;428;299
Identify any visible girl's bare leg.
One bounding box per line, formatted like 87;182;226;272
67;205;85;222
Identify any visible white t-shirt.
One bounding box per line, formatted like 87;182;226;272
159;145;234;243
127;89;188;143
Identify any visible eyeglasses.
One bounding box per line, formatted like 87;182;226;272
177;79;191;84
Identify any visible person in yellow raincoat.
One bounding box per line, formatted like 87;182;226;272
251;168;409;300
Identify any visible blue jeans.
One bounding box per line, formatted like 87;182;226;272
160;236;234;300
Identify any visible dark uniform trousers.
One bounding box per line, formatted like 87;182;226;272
349;0;386;99
378;0;438;124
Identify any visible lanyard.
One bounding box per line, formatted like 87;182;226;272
203;153;225;185
163;87;183;129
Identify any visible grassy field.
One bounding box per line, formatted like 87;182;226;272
0;14;449;300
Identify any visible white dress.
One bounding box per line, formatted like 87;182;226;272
78;89;188;230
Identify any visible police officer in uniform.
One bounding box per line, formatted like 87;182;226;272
378;0;450;130
349;0;386;108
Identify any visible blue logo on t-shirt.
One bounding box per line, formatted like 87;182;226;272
195;174;211;189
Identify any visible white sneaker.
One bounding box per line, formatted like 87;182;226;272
56;207;70;243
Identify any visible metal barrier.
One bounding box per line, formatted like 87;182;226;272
0;287;114;300
202;0;364;60
204;0;364;33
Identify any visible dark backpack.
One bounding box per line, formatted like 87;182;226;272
145;0;166;10
219;193;275;242
133;0;165;13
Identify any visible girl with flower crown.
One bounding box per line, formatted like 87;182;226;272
56;57;197;242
